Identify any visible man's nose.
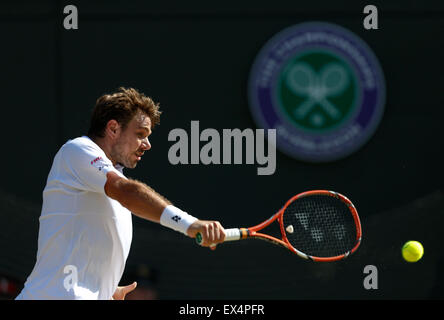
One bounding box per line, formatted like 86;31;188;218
141;138;151;150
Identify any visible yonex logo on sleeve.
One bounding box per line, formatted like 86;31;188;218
172;215;181;223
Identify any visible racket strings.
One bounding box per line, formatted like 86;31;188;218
282;195;358;258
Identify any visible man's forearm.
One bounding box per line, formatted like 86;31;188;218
105;172;226;246
106;173;172;222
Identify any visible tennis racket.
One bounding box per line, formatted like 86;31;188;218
196;190;362;262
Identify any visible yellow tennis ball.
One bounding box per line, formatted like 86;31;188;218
402;241;424;262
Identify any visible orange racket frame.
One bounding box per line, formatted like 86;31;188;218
197;190;362;262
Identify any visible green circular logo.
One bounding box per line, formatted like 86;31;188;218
277;50;359;133
248;22;386;162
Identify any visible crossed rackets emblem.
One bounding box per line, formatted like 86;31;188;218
285;62;349;124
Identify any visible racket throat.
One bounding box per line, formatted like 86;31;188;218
240;228;250;239
228;228;290;250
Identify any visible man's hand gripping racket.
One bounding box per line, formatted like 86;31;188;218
196;190;362;262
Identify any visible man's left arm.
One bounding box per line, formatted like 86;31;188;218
104;171;226;247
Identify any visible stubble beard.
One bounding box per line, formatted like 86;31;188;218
110;142;137;169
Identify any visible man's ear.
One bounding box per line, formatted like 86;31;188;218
106;119;121;139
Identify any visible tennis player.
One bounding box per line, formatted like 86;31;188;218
15;87;225;300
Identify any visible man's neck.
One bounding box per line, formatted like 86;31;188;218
88;135;117;166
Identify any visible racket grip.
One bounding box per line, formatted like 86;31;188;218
224;228;242;241
195;228;241;246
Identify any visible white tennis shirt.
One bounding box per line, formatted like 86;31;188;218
16;136;133;300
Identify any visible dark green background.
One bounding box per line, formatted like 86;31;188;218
0;0;442;299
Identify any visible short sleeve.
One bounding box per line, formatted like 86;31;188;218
60;139;126;194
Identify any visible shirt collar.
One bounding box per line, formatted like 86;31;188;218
114;163;125;173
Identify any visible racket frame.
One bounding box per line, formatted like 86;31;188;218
220;190;362;262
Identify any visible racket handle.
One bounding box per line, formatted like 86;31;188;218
195;228;241;246
225;228;242;241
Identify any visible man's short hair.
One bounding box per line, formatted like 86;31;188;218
88;87;161;138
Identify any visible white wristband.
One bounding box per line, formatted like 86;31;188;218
160;205;198;235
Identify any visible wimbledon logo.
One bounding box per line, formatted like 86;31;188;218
248;22;386;162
